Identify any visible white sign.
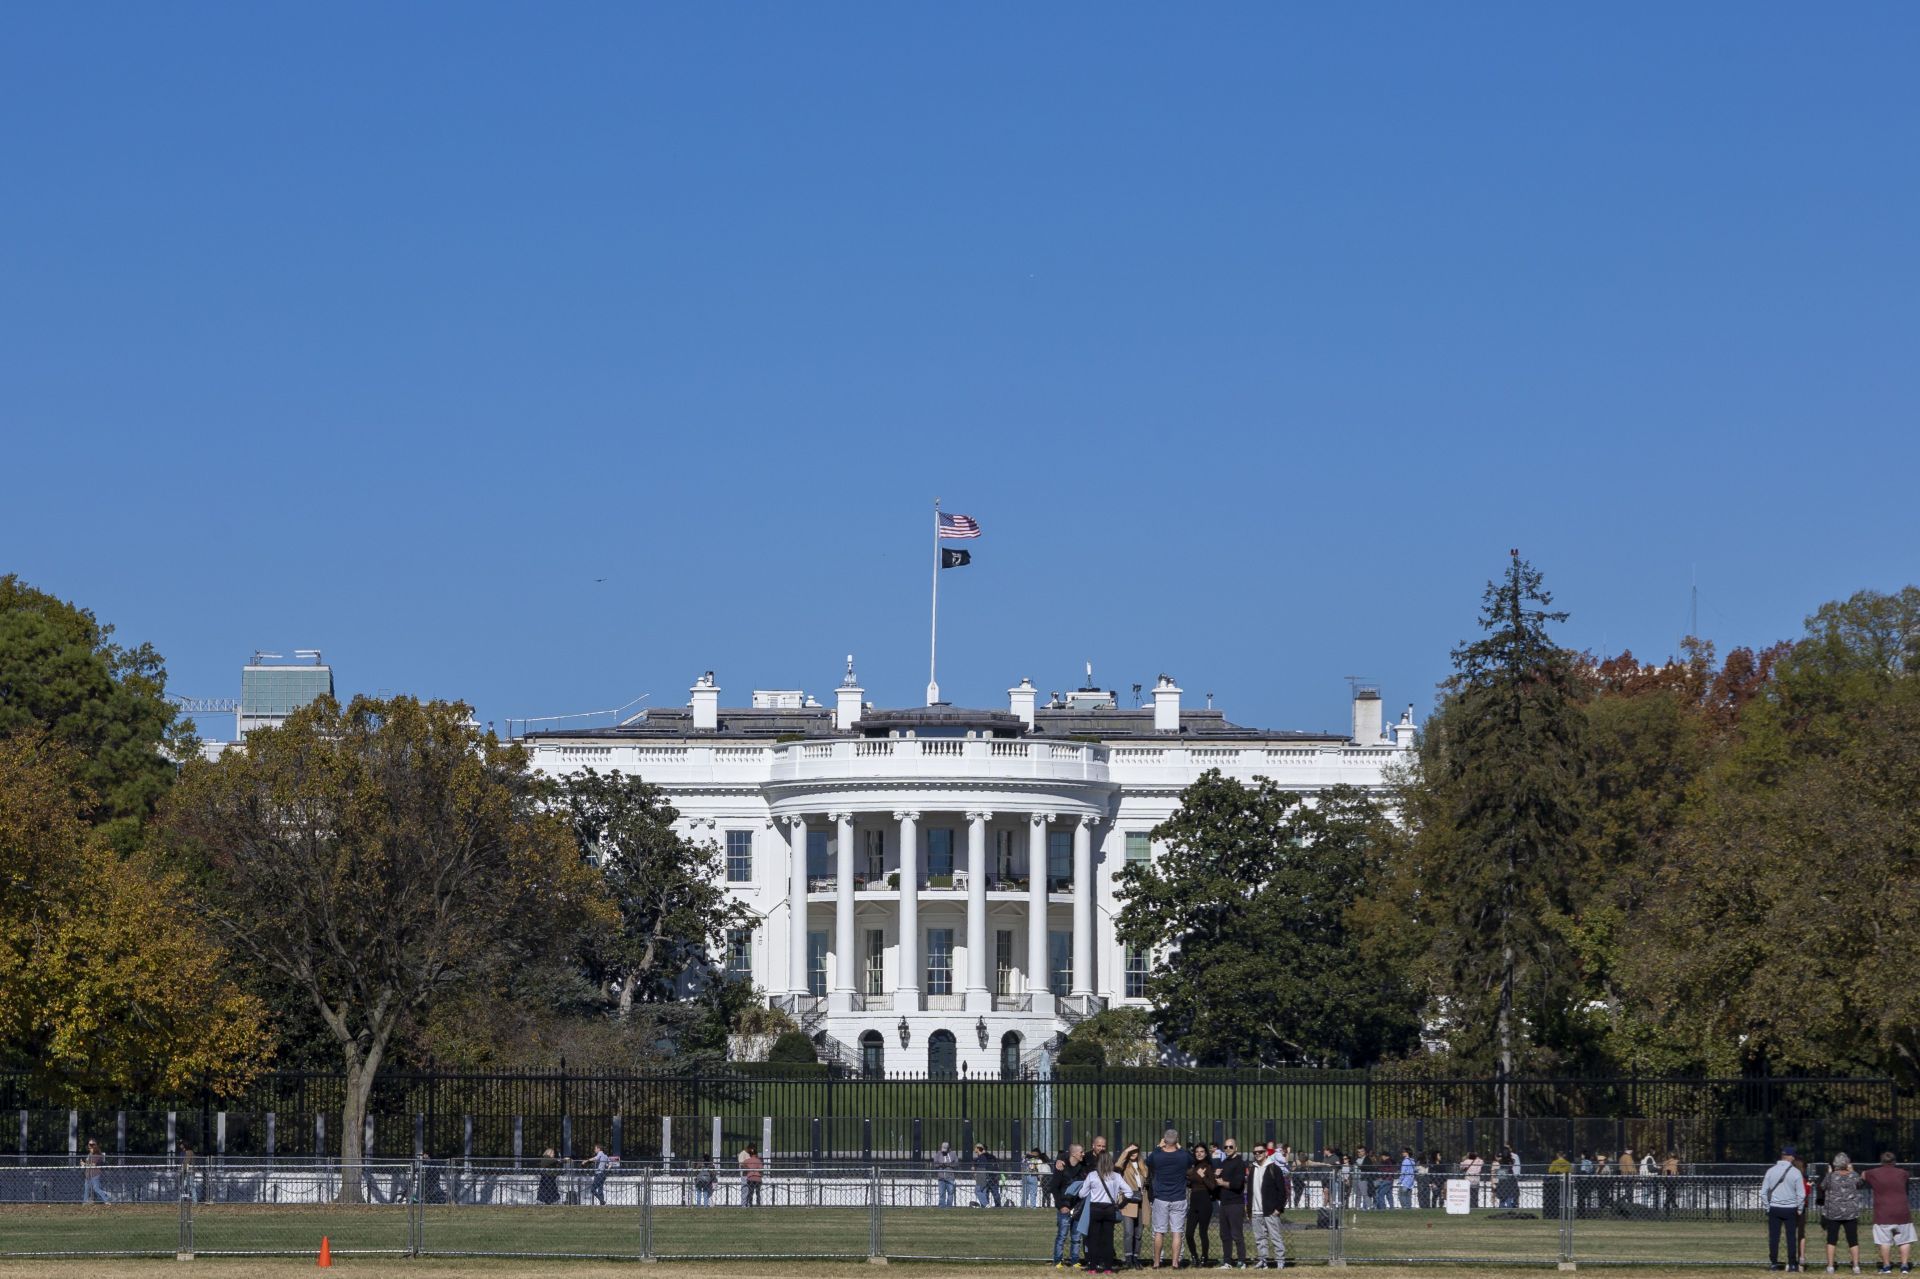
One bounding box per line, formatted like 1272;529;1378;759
1444;1177;1473;1215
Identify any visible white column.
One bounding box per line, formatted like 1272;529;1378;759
1028;813;1053;1014
787;815;809;998
965;811;992;1012
894;811;921;1012
1071;815;1095;998
831;812;856;1011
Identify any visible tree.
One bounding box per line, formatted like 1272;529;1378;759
159;695;612;1201
1381;554;1588;1086
0;733;267;1100
557;769;753;1015
1115;772;1418;1067
1627;588;1920;1084
0;576;187;850
1058;1006;1159;1068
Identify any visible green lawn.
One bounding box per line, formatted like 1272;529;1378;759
0;1201;1810;1267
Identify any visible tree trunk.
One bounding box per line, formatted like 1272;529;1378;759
1499;942;1514;1150
339;1058;376;1204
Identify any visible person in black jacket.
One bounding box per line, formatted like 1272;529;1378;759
1218;1139;1249;1269
1052;1146;1085;1267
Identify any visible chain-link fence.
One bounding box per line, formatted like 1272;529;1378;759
5;1160;1917;1265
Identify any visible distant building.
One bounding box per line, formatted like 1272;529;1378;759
193;650;333;760
238;651;334;736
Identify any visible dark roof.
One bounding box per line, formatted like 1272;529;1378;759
527;703;1342;744
1033;706;1339;743
858;708;1026;737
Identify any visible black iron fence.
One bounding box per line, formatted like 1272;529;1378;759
3;1068;1905;1168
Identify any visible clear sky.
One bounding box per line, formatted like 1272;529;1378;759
4;3;1916;738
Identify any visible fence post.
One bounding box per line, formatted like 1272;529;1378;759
640;1168;654;1261
1558;1171;1574;1269
177;1187;194;1260
266;1112;276;1162
869;1163;885;1262
67;1109;77;1161
117;1112;127;1162
17;1109;25;1164
1329;1175;1346;1267
410;1158;423;1257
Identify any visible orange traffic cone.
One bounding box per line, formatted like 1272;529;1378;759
317;1236;332;1268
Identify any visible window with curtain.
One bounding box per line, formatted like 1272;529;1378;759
1048;831;1072;887
807;931;828;997
926;928;954;994
1124;832;1151;867
726;928;753;979
1124;946;1149;998
927;829;955;879
1048;930;1071;995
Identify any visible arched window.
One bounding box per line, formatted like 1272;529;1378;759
860;1030;885;1078
1000;1030;1022;1079
927;1029;957;1079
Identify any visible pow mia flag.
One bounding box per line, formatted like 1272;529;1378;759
940;548;972;569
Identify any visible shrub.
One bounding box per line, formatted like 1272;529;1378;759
766;1031;820;1065
1057;1036;1106;1068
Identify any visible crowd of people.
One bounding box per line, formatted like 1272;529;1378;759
1038;1129;1297;1272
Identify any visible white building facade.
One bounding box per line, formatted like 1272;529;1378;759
522;667;1414;1078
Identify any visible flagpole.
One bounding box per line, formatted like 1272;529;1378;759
927;498;941;706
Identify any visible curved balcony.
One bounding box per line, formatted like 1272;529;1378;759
768;737;1108;785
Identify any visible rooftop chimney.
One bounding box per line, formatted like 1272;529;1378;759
1393;704;1416;750
1351;685;1383;745
1152;674;1182;734
1008;678;1037;730
690;671;720;731
836;655;864;732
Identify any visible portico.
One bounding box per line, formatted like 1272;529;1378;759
778;803;1101;1018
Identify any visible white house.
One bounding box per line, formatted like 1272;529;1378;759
519;664;1414;1078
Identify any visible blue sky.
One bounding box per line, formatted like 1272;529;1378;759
4;3;1916;737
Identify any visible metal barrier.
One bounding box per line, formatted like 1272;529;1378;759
4;1162;1916;1266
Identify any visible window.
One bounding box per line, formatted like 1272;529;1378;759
996;830;1017;880
1048;930;1072;995
1000;1030;1022;1079
927;1029;957;1079
926;928;954;995
864;929;886;996
1124;832;1151;867
807;830;829;880
726;928;753;979
863;829;886;880
1125;946;1149;999
807;931;828;998
927;829;955;879
726;830;754;882
1048;831;1072;887
995;930;1014;996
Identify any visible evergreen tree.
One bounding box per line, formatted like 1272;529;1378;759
1388;553;1588;1077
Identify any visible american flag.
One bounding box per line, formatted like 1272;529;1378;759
937;512;981;539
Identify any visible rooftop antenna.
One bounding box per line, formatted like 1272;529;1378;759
1131;682;1142;708
1083;660;1094;690
1206;691;1214;709
294;648;323;665
251;651;282;664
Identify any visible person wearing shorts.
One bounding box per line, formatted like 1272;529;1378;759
1145;1129;1195;1269
1861;1153;1914;1274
